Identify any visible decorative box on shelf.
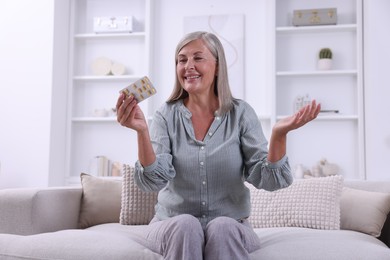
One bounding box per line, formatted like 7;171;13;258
93;16;133;33
292;8;337;26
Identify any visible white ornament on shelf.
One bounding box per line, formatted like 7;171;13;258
91;57;127;76
91;57;112;76
311;164;323;177
93;16;134;34
93;108;109;117
319;158;340;176
304;158;340;178
293;94;311;113
111;62;126;75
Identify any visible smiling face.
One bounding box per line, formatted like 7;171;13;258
176;39;217;97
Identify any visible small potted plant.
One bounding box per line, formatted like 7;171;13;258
318;47;333;70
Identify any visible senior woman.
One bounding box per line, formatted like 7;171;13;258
116;31;320;260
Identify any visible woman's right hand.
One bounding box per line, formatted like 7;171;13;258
116;93;148;132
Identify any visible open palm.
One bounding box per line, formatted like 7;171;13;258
273;100;321;136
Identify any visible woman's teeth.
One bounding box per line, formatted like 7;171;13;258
186;75;199;79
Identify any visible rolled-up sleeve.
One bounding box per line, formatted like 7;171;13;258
240;105;293;191
134;110;176;192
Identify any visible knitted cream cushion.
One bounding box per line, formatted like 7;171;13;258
120;164;158;225
248;175;343;230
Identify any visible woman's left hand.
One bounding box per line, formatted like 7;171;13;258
273;99;321;136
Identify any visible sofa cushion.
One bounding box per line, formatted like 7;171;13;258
120;164;158;225
1;224;388;260
248;175;343;230
251;227;390;260
0;224;163;260
340;187;390;237
78;173;122;228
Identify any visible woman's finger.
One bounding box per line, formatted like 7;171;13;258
119;98;137;125
313;102;321;118
117;95;134;114
116;93;128;112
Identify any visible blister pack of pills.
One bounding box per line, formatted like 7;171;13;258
119;76;157;103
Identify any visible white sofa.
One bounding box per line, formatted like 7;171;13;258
0;178;389;260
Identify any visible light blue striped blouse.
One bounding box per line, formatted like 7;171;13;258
134;99;293;227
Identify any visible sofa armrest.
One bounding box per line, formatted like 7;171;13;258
0;187;82;235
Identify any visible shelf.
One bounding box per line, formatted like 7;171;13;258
74;32;145;39
276;24;357;34
65;0;154;185
72;117;117;122
271;0;364;180
73;75;144;81
276;70;358;77
276;114;358;121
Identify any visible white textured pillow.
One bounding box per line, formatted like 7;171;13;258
248;175;343;230
120;164;158;225
340;187;390;237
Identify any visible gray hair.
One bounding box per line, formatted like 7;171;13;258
167;31;234;115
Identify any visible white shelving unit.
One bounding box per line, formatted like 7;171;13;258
270;0;365;179
65;0;154;185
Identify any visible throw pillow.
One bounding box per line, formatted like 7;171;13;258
78;173;122;229
340;187;390;237
120;164;158;225
248;175;343;230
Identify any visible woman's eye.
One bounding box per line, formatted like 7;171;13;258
195;57;203;61
178;59;186;63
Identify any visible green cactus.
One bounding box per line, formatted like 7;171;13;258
319;48;332;59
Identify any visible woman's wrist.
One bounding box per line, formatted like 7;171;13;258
137;127;150;137
268;130;287;163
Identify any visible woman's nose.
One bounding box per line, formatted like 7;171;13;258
185;59;195;70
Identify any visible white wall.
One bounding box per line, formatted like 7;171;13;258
363;0;390;180
0;0;54;188
48;1;70;186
